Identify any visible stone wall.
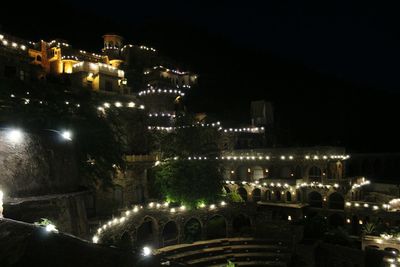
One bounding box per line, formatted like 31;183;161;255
0;129;79;197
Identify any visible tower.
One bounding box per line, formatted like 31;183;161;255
102;34;124;68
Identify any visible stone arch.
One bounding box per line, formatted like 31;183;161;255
286;191;292;202
137;216;158;247
162;221;179;246
328;213;344;227
237;187;248;201
206;215;227;239
328;192;345;210
183;217;202;243
252;188;261;202
252;166;264;180
294;165;302;179
275;190;282;201
232;214;252;236
308;191;323;208
309;166;322;182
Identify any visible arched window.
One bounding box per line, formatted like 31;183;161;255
36;55;42;62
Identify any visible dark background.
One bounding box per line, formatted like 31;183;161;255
1;0;399;152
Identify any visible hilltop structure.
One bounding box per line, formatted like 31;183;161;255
0;30;400;266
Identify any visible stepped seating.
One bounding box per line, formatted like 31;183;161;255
156;238;292;266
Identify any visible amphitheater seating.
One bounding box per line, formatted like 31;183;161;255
155;238;292;266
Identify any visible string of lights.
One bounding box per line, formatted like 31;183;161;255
92;200;228;244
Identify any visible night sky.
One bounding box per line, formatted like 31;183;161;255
2;1;400;152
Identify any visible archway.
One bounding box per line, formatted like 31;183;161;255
137;217;158;247
252;188;261;202
328;213;344;228
309;166;322;182
237;187;248;201
276;190;282;201
206;215;227;239
328;192;345;210
308;191;323;208
184;218;202;243
232;214;251;236
286;191;292;202
162;221;179;246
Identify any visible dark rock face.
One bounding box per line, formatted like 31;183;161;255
0;130;79;197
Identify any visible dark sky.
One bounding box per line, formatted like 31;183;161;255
71;0;400;89
2;0;400;152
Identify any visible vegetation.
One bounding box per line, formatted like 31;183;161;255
0;78;147;188
151;114;223;206
34;218;55;227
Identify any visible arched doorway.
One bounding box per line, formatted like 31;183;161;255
276;190;282;201
137;217;158;247
206;215;227;239
162;221;179;246
184;218;202;243
252;188;261;202
328;193;345;210
309;166;322;182
286;191;292;202
232;214;251;236
308;191;323;208
237;187;248;201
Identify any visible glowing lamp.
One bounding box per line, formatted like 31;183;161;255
7;129;23;143
142;246;152;256
61;131;72;141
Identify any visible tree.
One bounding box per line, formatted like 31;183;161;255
0;78;145;188
152;114;223;206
